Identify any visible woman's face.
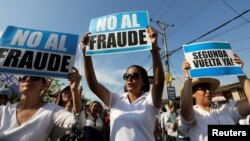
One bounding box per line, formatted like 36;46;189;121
124;67;144;93
90;102;100;114
61;88;72;102
193;83;214;106
19;76;46;95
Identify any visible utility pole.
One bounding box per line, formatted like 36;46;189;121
150;19;174;86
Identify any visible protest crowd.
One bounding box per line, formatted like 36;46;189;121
1;11;250;141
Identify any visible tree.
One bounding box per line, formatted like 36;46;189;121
43;78;65;103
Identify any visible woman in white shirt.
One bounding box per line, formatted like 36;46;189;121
0;68;84;141
81;27;164;141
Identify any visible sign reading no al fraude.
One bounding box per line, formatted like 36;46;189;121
0;26;78;78
86;11;151;56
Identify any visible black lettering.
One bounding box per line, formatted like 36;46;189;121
60;55;71;72
117;32;127;47
3;49;21;67
128;31;138;46
222;50;228;57
18;51;33;69
202;51;208;58
138;30;147;45
193;60;199;67
193;52;198;59
89;35;97;50
0;48;9;59
107;33;117;48
221;58;234;66
34;52;49;70
97;34;106;49
197;52;203;59
47;54;61;71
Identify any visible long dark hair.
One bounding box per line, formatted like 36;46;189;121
124;65;150;93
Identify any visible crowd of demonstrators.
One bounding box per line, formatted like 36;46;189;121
81;27;165;141
165;102;178;141
179;55;250;141
0;68;85;140
0;28;249;141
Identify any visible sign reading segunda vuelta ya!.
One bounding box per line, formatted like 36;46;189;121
86;11;151;56
0;26;79;78
183;41;244;78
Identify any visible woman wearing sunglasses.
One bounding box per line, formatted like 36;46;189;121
81;27;164;141
0;68;84;141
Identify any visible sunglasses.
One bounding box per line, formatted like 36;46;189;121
123;73;141;80
19;76;46;83
193;83;212;92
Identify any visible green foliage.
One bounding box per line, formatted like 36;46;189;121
43;79;65;103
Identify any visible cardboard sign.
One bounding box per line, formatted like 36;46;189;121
183;41;244;78
0;26;79;78
86;11;151;56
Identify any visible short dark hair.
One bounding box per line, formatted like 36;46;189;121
124;65;150;93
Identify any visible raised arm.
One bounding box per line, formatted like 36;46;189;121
148;27;165;108
68;67;83;113
180;60;194;121
80;33;110;106
233;54;250;117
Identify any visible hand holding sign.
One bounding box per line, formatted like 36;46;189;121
147;27;159;50
233;54;244;68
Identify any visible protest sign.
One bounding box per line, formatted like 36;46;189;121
0;26;79;78
86;11;151;56
183;41;244;78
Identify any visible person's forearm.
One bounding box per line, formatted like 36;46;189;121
180;78;194;121
238;74;250;103
72;90;82;113
151;45;165;108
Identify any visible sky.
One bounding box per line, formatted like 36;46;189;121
0;0;250;101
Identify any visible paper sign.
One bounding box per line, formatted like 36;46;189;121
183;41;244;78
0;26;79;78
86;11;151;56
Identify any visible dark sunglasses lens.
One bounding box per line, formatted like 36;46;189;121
19;76;27;81
123;73;140;80
19;76;43;82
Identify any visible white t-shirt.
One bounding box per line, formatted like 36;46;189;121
0;102;79;141
239;115;250;125
85;113;103;131
180;101;242;141
109;91;158;141
160;112;168;132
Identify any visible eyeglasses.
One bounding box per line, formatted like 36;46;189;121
19;76;46;82
193;83;212;92
123;73;141;80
